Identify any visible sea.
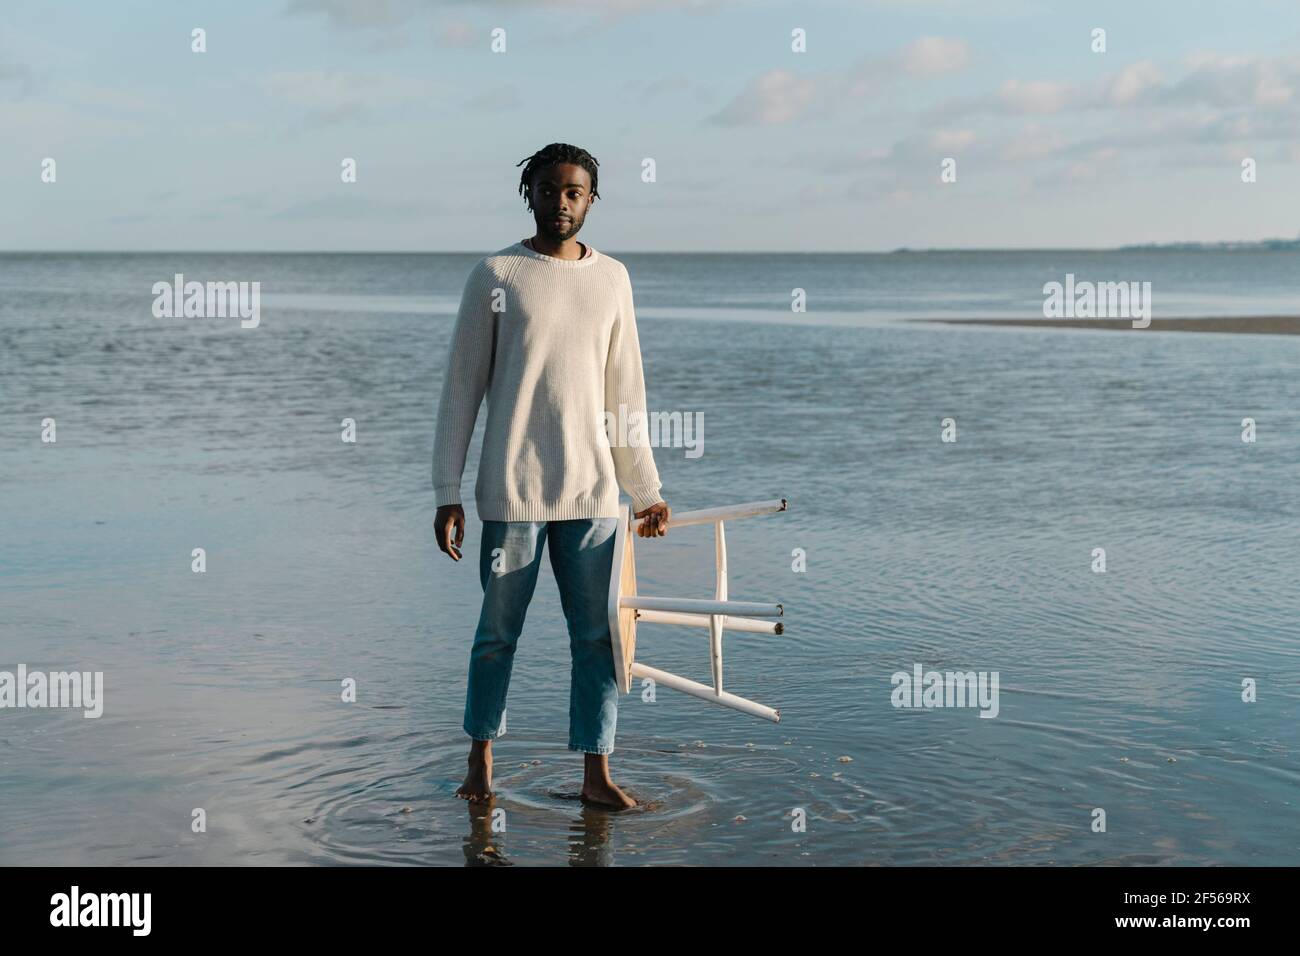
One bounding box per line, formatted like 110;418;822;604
2;248;1297;865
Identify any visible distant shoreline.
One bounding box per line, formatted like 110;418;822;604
921;316;1300;335
3;239;1300;255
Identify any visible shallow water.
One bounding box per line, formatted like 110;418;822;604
1;251;1297;865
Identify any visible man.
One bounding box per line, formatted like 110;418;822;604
432;143;671;810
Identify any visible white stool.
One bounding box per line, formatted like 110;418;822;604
608;497;788;722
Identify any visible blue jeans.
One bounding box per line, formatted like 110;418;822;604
462;517;621;755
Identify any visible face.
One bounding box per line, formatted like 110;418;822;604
530;162;594;241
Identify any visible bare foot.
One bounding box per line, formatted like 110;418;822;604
580;753;637;810
456;740;494;803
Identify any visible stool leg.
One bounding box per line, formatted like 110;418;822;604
710;520;727;693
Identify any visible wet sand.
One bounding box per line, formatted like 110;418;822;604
921;316;1300;335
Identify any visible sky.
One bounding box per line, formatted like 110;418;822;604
4;0;1300;251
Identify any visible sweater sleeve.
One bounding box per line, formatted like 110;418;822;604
432;262;495;507
605;264;664;513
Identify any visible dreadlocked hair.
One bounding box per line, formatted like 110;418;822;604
516;143;600;211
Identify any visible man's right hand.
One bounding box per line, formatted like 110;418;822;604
435;504;466;561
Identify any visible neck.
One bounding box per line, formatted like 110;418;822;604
527;233;586;260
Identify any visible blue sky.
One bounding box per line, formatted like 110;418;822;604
4;0;1300;251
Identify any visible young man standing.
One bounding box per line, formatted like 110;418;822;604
432;143;670;810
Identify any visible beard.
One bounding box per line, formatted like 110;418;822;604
536;211;583;241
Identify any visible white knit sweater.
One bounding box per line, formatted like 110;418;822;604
432;240;664;522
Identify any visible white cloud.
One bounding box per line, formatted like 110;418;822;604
284;0;418;30
931;128;975;150
287;0;733;34
714;36;969;126
708;70;817;126
1105;61;1161;107
1001;122;1067;161
1169;52;1300;108
997;79;1070;114
436;21;477;48
902;36;969;75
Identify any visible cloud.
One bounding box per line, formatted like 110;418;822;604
934;53;1300;120
844;36;970;96
286;0;733;36
490;0;729;17
901;36;969;75
284;0;419;30
926;51;1300;178
436;21;477;48
879;126;982;169
1059;146;1119;184
996;79;1071;114
1170;52;1299;108
1105;61;1162;107
1000;122;1067;161
707;69;818;126
930;128;975;151
710;36;969;126
712;46;1300;199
